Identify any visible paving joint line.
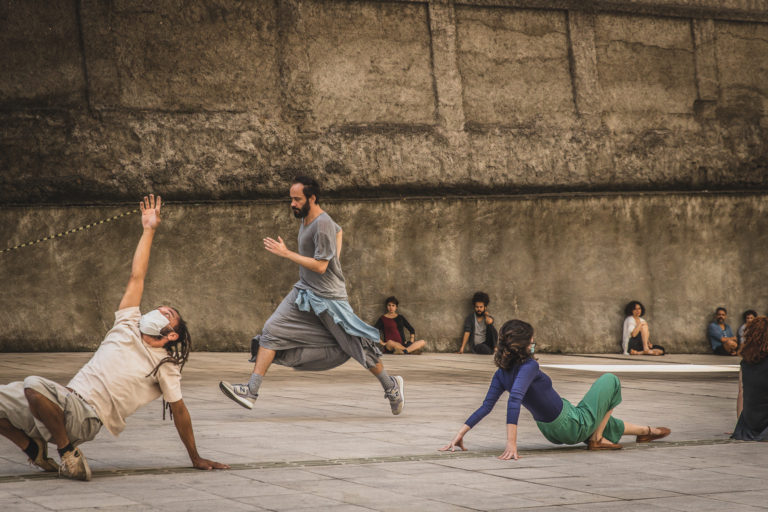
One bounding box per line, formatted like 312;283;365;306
0;438;740;483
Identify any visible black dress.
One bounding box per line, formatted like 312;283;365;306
732;357;768;441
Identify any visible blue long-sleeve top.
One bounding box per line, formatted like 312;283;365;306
465;358;563;427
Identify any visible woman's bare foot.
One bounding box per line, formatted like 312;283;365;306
587;437;622;450
631;349;664;356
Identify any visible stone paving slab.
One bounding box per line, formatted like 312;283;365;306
1;352;765;511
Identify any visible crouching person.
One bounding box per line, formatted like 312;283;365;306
0;195;228;480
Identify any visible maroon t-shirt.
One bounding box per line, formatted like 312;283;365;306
379;316;402;343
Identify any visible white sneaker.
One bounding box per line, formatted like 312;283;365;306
219;381;257;409
59;447;91;481
385;376;405;415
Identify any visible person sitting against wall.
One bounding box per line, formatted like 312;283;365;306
374;296;427;355
738;310;757;346
708;307;738;355
622;301;665;356
440;319;671;459
732;316;768;441
458;291;497;354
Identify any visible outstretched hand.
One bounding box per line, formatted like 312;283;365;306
439;437;467;453
264;236;289;258
140;194;162;230
192;457;230;471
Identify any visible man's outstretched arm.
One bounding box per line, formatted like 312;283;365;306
263;236;330;274
168;399;229;470
119;195;161;310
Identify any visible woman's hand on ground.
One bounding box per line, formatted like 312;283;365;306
498;443;519;460
439;437;467;452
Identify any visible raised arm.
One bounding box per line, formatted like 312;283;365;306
119;195;161;310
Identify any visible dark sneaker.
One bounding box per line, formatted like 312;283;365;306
59;447;91;481
28;438;58;472
219;381;258;409
385;376;405;415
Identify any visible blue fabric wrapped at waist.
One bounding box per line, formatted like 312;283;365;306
294;288;380;342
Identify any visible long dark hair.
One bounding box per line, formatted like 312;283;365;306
147;309;191;377
741;316;768;365
494;319;534;371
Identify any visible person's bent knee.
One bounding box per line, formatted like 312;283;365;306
597;373;620;388
22;376;47;392
22;377;47;404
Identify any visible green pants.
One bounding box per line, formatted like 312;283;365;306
536;373;625;444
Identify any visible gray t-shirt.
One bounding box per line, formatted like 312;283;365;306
294;212;347;300
473;316;486;347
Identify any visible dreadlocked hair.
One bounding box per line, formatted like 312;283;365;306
147;312;191;378
494;319;535;371
740;316;768;365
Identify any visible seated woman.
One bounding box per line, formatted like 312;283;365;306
622;301;665;355
374;296;427;355
737;309;757;346
732;315;768;441
440;319;670;459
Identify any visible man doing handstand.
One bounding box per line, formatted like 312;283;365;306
219;176;405;414
0;195;228;480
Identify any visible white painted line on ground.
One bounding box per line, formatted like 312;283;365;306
540;364;739;373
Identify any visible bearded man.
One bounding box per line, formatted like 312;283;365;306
219;176;405;415
457;291;497;354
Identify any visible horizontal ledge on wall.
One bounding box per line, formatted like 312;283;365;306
3;188;766;209
450;0;768;22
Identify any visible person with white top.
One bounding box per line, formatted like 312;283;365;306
0;195;228;480
622;301;665;356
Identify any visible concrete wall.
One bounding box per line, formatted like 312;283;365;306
1;0;767;202
1;0;767;352
2;193;767;353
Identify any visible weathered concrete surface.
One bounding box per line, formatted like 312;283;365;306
456;7;575;127
1;352;765;512
1;0;767;353
1;0;768;204
1;192;766;353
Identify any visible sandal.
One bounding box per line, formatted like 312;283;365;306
636;426;671;443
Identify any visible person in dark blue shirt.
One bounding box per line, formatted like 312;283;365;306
440;319;671;459
708;307;738;355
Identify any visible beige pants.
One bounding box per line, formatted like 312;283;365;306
0;376;101;446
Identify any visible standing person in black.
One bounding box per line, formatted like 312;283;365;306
375;297;427;355
458;292;497;354
732;315;768;441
